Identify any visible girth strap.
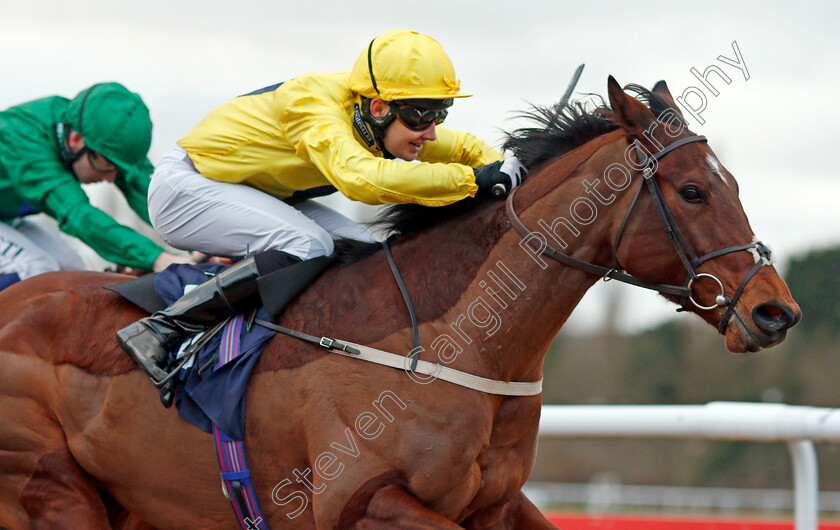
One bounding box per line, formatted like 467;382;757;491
213;425;268;530
211;315;269;530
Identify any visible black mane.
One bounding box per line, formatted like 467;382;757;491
500;84;682;171
500;96;618;170
335;83;680;264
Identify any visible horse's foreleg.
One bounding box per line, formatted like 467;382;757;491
338;483;464;529
462;491;557;529
0;357;112;529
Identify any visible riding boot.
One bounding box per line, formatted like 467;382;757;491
116;256;262;385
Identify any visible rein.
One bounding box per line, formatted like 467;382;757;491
506;134;772;334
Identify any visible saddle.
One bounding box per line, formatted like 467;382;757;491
104;257;334;422
105;255;334;319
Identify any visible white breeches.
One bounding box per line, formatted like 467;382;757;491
0;216;88;279
148;144;377;260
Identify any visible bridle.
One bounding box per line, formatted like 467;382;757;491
506;134;773;334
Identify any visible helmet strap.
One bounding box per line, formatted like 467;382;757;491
355;97;397;158
353;102;378;150
55;122;83;180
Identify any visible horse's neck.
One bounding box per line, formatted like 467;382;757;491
407;133;628;384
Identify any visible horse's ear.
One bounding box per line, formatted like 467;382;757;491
652;80;685;118
607;75;656;135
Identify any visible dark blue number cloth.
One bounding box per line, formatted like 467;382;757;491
156;263;275;440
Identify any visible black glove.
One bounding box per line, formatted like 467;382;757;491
473;157;527;197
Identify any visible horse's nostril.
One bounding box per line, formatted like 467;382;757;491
752;302;796;333
761;304;784;320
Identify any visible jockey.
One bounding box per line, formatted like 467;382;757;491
0;82;192;291
116;29;526;384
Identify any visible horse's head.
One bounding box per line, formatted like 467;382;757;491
605;76;800;352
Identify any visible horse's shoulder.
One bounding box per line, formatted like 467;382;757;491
0;271;142;376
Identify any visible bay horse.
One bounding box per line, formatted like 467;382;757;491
0;77;800;529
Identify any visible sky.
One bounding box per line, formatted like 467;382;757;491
2;0;838;333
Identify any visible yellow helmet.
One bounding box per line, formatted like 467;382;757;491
349;29;471;101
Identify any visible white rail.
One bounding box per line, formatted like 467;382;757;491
538;402;840;530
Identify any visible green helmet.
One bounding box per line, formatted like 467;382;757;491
64;82;152;171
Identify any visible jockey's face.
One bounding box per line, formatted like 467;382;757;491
369;98;437;161
67;131;118;184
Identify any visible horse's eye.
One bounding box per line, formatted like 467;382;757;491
680;185;706;203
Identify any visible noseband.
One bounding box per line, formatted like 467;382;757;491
506;135;772;334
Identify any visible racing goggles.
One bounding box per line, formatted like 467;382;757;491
390;100;450;131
